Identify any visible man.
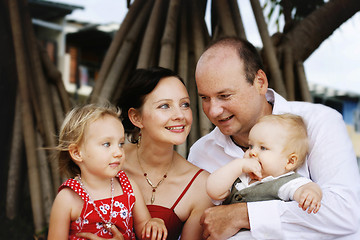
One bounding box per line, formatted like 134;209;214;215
188;37;360;239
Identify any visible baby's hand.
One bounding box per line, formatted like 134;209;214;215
141;217;167;240
240;157;262;180
294;182;322;214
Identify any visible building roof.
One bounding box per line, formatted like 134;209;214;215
28;0;83;21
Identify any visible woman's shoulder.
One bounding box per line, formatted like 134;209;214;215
174;156;209;186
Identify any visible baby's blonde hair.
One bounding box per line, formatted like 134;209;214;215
55;103;121;178
257;113;309;169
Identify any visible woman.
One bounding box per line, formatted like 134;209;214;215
119;67;213;239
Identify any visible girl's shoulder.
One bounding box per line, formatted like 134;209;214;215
56;185;83;203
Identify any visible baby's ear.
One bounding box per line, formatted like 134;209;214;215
285;153;298;171
69;144;83;163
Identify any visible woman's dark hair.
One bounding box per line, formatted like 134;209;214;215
117;66;184;143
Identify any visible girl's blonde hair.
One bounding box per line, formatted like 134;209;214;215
257;113;309;168
55;103;121;178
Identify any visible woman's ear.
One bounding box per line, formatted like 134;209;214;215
128;108;143;128
254;69;268;95
69;144;83;163
285;153;298;171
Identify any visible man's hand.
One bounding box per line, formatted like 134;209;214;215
76;225;124;240
201;203;250;240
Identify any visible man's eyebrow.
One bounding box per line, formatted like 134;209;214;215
198;89;233;96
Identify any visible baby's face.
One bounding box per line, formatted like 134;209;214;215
246;121;290;178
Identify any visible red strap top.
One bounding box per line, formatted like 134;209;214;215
59;171;136;240
147;169;204;240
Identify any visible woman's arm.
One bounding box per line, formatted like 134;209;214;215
181;171;214;240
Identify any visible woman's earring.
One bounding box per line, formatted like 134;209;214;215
137;133;141;147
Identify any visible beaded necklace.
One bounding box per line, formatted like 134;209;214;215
77;175;115;230
136;147;173;204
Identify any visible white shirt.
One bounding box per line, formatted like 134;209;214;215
234;172;311;201
188;89;360;239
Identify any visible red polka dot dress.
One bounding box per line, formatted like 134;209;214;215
59;171;136;240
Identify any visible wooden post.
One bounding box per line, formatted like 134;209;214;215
213;0;237;37
296;61;313;102
250;0;287;98
283;46;295;100
98;0;154;103
137;0;165;68
90;0;146;103
23;1;60;191
228;0;247;39
176;2;190;157
8;0;45;232
6;91;24;220
38;41;71;114
159;0;181;69
189;0;213;137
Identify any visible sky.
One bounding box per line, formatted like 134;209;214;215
48;0;360;95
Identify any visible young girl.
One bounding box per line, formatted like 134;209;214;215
48;104;167;240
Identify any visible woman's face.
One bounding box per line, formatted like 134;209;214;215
139;76;192;146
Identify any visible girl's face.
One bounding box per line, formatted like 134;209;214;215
138;76;192;146
78;114;125;179
245;121;291;178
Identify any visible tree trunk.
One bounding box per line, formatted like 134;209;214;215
159;0;181;69
98;0;153;103
136;0;164;68
228;0;246;39
90;0;146;103
23;1;60;191
280;0;360;62
8;0;45;233
6;91;24;220
251;0;287;98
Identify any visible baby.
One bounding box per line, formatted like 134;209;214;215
207;113;322;214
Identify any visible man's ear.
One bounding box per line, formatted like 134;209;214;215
285;153;298;171
69;144;83;163
254;69;268;95
128;108;143;128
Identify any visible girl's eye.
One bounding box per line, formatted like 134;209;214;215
260;146;267;150
181;102;190;108
103;142;110;147
159;104;170;109
119;142;124;148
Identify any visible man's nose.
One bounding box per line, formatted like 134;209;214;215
208;99;223;118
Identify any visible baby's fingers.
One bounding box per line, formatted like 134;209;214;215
309;201;321;214
298;194;310;210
